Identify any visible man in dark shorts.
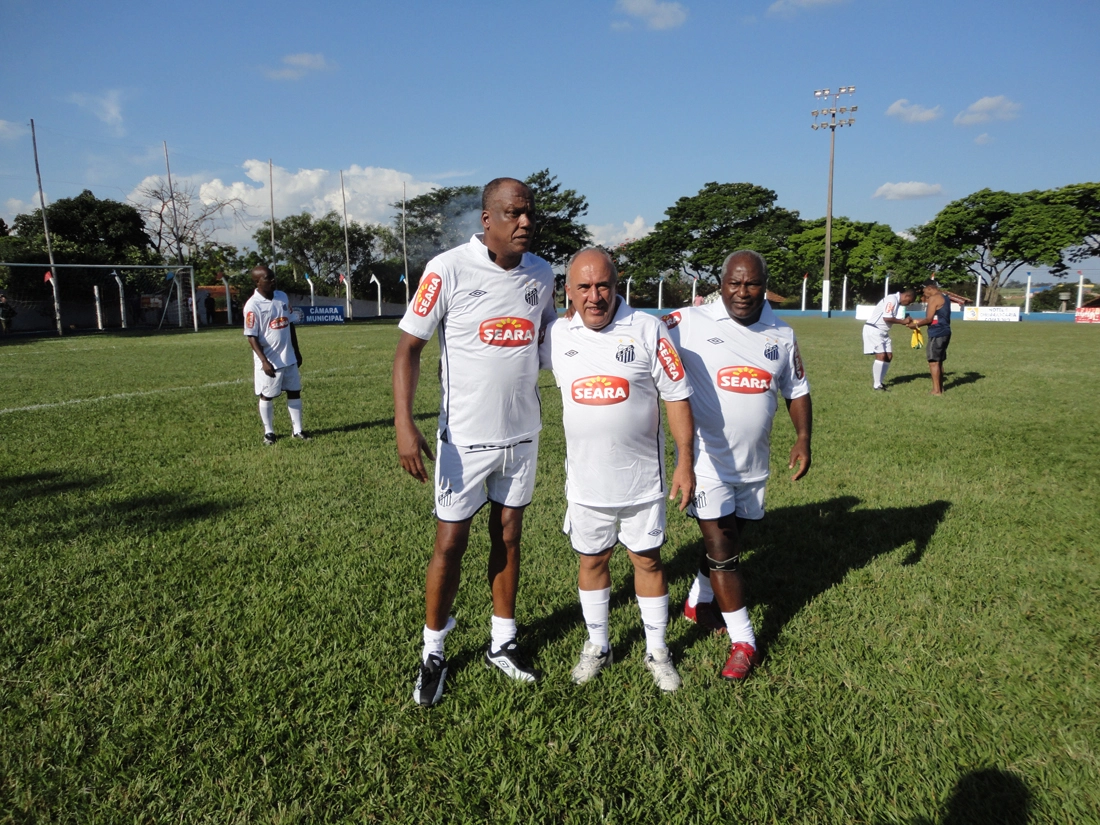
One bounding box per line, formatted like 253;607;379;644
909;279;951;395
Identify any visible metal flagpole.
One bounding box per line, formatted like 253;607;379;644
402;182;410;306
31;119;62;336
113;271;127;328
340;170;352;300
269;160;277;273
163;141;184;264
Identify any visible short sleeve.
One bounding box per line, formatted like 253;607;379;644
243;300;260;337
398;268;449;341
776;334;811;400
650;320;692;402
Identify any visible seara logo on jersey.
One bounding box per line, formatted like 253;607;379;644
717;366;773;393
245;311;256;328
571;375;630;405
479;317;535;347
657;338;685;381
413;273;442;317
661;311;681;329
269;316;289;330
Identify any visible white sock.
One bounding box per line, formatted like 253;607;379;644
258;398;275;434
490;615;517;652
578;587;611;653
422;616;456;662
287;397;303;433
880;360;891;384
636;594;669;655
721;607;756;647
687;572;714;607
872;360;887;387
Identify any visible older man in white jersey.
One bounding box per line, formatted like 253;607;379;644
541;248;695;692
664;250;812;681
394;178;558;707
243;265;307;445
863;287;915;391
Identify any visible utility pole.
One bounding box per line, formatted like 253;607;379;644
811;86;857;318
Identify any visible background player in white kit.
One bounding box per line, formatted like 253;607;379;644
862;287;915;391
664;250;812;681
242;265;307;445
393;178;557;707
542;248;695;692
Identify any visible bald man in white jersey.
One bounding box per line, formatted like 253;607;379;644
664;250;812;681
394;178;557;707
541;248;695;692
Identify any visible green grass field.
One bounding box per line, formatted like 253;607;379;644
1;318;1097;824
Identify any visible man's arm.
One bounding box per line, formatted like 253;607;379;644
290;324;303;367
663;398;695;511
785;394;812;481
393;331;434;483
247;335;275;377
910;295;941;329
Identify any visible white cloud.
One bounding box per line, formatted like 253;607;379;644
885;99;942;123
264;53;333;81
67;90;124;135
872;182;944;200
974;133;993;145
768;0;847;17
954;95;1021;126
0;120;28;139
137;161;449;248
615;0;687;30
587;215;653;248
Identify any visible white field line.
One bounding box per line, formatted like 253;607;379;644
0;366;358;416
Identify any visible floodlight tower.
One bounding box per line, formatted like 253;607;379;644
811;86;857;317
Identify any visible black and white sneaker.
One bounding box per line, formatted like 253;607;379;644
413;653;448;707
291;431;311;441
263;432;277;445
485;640;539;683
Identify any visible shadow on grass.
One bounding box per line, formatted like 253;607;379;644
886;370;984;390
900;767;1032;825
0;469;242;547
308;410;434;437
662;495;951;659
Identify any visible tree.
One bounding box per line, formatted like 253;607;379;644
1038;182;1100;265
0;189;156;298
524;169;591;269
132;178;248;265
784;217;912;303
395;185;482;274
619;183;801;303
913;188;1086;306
254;211;386;298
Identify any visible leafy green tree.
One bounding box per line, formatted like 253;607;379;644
619;182;801;303
912;188;1086;306
785;217;911;303
254;212;385;298
0;189;156;298
1038;182;1100;265
524;169;591;269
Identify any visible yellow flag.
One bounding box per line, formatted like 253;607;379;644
911;328;925;349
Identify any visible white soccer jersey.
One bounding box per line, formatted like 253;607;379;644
243;289;296;369
541;301;692;507
664;301;810;483
399;234;557;447
866;293;904;332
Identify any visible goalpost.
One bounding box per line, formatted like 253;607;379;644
0;262;200;334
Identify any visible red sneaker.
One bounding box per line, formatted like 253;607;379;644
683;597;727;634
721;642;759;680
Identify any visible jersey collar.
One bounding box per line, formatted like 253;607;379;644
704;298;779;330
470;233;529;272
567;295;633;331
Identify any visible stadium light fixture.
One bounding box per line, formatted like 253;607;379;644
809;84;857;317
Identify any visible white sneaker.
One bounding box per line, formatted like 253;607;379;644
644;648;682;692
571;640;612;685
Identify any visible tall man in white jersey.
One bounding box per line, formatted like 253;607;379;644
243;265;307;445
862;287;915;391
394;178;558;707
664;250;812;681
541;248;695;692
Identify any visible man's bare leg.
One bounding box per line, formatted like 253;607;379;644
425;518;472;630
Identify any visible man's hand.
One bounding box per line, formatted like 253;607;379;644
296;353;303;367
261;359;276;378
669;462;695;512
788;439;811;481
396;422;434;483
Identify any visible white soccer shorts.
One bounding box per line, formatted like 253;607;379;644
862;325;892;355
254;362;302;397
434;435;539;522
563;498;666;555
687;477;767;521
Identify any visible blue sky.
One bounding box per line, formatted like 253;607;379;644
2;0;1097;280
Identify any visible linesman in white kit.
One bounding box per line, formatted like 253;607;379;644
542;247;695;691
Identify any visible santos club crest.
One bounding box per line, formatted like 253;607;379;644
525;284;539;306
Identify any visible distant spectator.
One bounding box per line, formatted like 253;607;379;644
0;294;15;335
204;293;216;326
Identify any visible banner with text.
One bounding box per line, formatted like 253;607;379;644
963;306;1019;322
296;305;345;324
